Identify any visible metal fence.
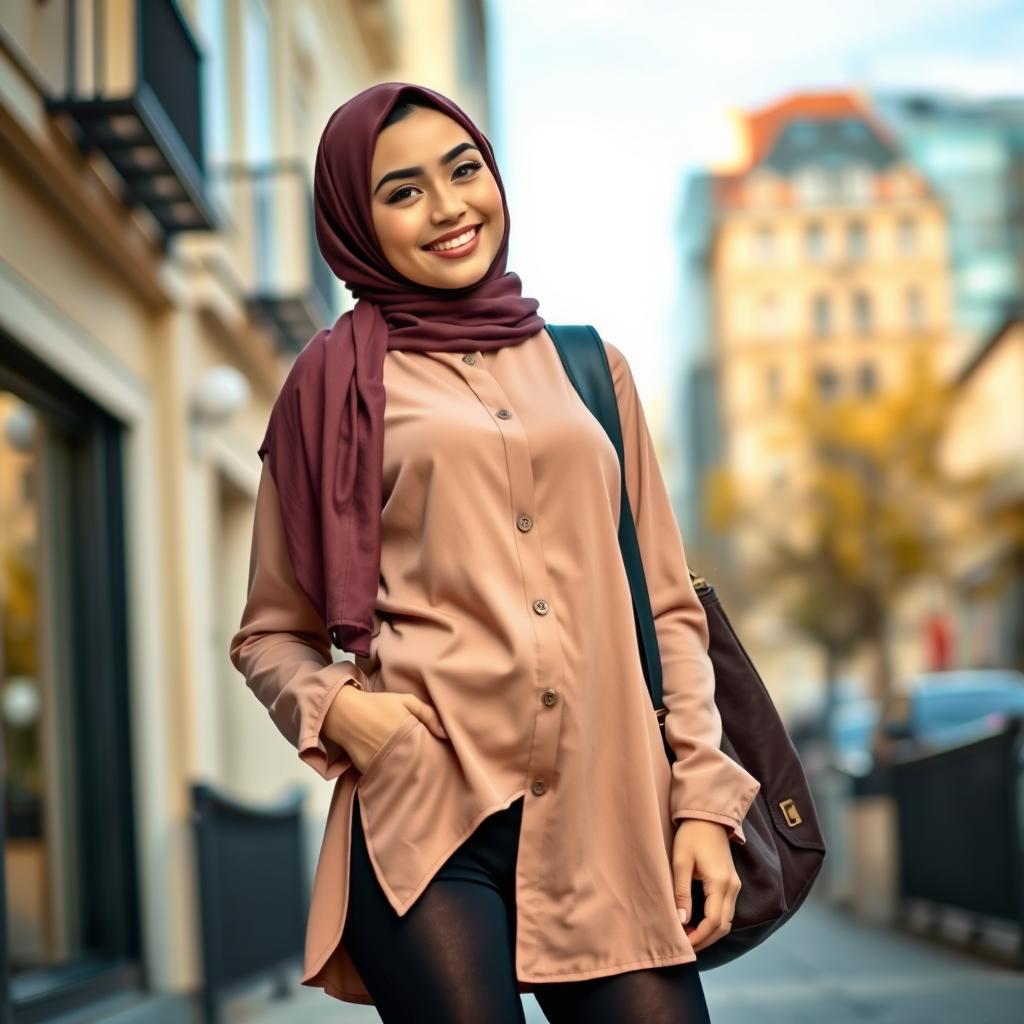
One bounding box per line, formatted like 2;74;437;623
191;782;309;1023
890;716;1024;967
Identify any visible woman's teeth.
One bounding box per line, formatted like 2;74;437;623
427;226;478;251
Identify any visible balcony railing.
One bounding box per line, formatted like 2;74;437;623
46;0;218;237
210;160;337;353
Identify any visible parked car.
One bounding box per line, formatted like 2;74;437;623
827;669;1024;775
887;669;1024;748
827;697;881;777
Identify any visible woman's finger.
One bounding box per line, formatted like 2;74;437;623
684;878;724;951
411;697;449;740
720;876;741;937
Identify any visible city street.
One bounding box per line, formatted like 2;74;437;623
233;896;1024;1023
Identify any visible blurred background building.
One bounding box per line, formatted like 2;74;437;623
677;87;1023;720
871;91;1024;343
0;0;488;1019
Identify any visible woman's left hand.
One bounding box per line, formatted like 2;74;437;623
671;819;741;952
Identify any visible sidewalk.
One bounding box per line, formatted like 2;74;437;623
230;897;1023;1023
705;898;1023;1024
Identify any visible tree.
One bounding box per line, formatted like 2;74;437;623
707;345;996;759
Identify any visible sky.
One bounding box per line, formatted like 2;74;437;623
486;0;1024;425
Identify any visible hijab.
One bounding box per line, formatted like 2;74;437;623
257;82;546;658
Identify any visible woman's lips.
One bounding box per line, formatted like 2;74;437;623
422;224;483;260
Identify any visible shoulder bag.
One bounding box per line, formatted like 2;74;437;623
546;323;827;970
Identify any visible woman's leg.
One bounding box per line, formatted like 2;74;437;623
342;790;527;1024
532;961;711;1024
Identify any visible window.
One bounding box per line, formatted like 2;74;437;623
852;290;872;336
897;215;918;256
857;361;878;396
846;219;868;261
753;224;776;263
839;119;868;141
244;0;274;286
796;166;829;204
805;221;825;263
815;365;840;401
198;0;230;165
811;292;832;338
841;165;873;201
906;286;925;332
756;294;781;338
789;122;820;148
243;0;274;164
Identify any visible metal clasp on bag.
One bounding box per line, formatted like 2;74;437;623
780;798;802;827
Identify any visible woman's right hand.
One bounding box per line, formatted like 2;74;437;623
322;686;449;775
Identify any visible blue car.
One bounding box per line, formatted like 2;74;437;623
828;698;881;776
828;669;1024;774
897;669;1024;747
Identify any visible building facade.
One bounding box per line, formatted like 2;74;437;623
939;309;1024;672
870;91;1024;347
677;92;961;714
0;0;489;1019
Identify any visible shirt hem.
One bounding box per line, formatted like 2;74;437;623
518;946;698;983
308;947;700;1005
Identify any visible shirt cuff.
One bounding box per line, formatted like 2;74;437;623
297;674;364;781
672;805;755;846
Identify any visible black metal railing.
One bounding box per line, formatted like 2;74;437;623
890;716;1024;967
210;160;337;353
191;782;309;1023
46;0;217;236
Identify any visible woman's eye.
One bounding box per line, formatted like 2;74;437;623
386;162;481;204
387;185;419;204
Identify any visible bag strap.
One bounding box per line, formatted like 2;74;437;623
545;324;665;713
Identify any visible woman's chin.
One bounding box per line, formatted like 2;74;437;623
417;255;492;290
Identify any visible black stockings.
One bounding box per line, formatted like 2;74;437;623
341;790;711;1023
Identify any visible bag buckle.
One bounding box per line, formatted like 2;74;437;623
779;798;802;827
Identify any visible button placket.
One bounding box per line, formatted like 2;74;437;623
450;351;569;970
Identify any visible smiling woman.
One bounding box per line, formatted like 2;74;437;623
233;80;739;1024
370;100;506;289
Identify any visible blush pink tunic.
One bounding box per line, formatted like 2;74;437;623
229;328;761;1005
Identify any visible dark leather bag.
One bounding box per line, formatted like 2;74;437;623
547;324;826;970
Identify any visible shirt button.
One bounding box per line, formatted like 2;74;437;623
532;598;549;615
542;689;559;707
462;353;476;364
517;514;533;532
531;779;548;796
496;407;512;419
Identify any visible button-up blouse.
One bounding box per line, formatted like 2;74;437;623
229;328;761;1006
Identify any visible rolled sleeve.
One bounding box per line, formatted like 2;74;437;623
605;340;761;844
229;462;370;781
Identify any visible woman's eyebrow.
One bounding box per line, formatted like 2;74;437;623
373;142;480;196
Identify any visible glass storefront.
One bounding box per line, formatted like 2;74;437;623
0;339;139;1016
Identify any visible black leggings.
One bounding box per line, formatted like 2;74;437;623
342;789;711;1023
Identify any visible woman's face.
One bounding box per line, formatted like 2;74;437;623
370;106;505;289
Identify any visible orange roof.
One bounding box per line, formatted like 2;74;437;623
740;90;898;169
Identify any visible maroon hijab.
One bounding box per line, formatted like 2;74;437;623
257;82;545;657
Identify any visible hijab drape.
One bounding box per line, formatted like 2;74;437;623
257;82;545;657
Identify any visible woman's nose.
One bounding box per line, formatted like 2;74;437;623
430;189;467;224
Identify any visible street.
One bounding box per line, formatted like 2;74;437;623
234;895;1023;1023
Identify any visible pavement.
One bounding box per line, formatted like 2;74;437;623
227;896;1024;1023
